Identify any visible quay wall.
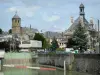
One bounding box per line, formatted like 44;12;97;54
38;54;100;75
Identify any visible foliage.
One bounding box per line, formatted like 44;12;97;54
72;22;88;53
56;48;64;51
50;37;59;51
67;38;75;48
9;29;12;34
0;28;3;34
33;33;49;49
0;39;20;52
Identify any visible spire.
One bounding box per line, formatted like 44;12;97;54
79;3;85;18
12;11;20;19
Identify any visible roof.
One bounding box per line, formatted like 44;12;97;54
12;13;20;19
80;3;84;8
43;31;64;39
66;17;89;32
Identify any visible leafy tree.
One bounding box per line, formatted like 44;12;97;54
51;37;59;51
9;29;12;34
72;22;88;53
0;28;3;34
33;33;48;49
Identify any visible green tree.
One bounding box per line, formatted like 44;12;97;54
33;33;48;49
51;37;59;51
9;29;12;34
67;38;75;48
0;28;3;34
72;22;88;53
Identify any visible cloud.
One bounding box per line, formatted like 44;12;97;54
47;15;60;22
43;13;60;22
48;25;65;32
6;5;41;18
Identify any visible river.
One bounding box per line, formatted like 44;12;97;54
3;67;92;75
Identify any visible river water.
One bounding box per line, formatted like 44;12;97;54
3;67;92;75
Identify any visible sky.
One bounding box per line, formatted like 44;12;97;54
0;0;100;32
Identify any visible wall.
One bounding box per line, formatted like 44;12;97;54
38;54;100;75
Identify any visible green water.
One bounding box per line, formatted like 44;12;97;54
3;67;92;75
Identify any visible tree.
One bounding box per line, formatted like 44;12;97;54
33;33;48;49
51;37;59;51
67;38;75;48
0;28;3;34
72;22;88;53
9;29;12;34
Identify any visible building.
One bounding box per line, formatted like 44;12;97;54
11;12;39;41
12;12;21;34
43;31;67;48
64;3;97;49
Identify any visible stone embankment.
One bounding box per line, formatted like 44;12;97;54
38;54;100;75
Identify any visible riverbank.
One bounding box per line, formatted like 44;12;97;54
38;54;100;75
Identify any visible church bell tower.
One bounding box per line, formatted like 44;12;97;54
12;11;21;34
79;3;85;18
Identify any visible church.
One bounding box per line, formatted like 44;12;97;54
64;3;97;49
11;12;38;40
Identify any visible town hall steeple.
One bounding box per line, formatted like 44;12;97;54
79;3;85;18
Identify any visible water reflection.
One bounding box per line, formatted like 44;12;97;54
3;67;92;75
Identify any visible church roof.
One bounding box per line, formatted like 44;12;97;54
80;3;84;8
12;12;20;19
66;17;90;32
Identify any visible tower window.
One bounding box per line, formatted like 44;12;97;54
18;20;19;23
15;20;17;23
81;9;82;12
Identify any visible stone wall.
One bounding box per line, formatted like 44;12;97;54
38;54;100;75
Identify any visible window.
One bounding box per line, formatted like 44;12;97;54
18;20;19;23
15;20;17;23
81;9;82;12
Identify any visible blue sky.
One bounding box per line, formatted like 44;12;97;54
0;0;100;32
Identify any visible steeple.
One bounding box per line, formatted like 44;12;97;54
12;11;20;19
79;3;85;18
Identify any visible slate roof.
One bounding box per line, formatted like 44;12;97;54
80;3;84;8
65;17;95;34
43;31;64;39
12;14;20;19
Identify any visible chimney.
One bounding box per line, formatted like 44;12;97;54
30;24;31;30
90;17;94;25
95;24;97;31
70;16;74;24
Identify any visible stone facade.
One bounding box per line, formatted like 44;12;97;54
38;54;100;75
12;12;21;34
